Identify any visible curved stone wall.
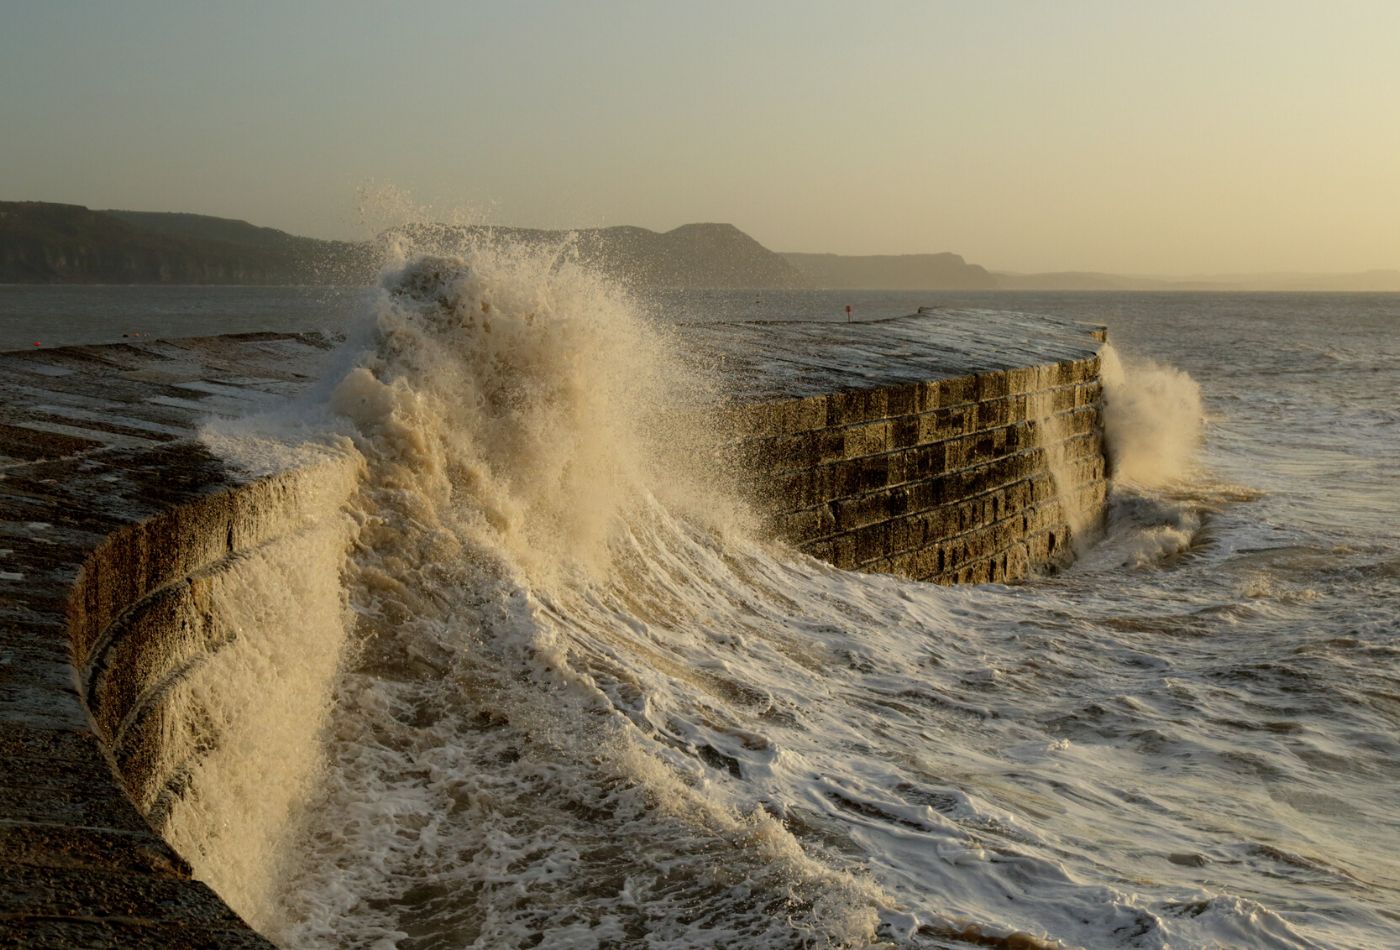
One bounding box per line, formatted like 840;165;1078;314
73;453;358;834
0;334;347;947
0;317;1108;946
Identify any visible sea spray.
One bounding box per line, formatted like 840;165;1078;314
1099;344;1204;488
115;274;1394;948
1028;382;1097;557
1061;344;1210;571
266;247;893;946
1026;345;1207;564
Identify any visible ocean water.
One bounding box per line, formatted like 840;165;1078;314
4;273;1398;948
0;283;365;351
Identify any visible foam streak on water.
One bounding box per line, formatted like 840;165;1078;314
194;252;1399;949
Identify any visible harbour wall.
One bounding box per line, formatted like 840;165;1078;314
735;353;1106;583
0;317;1108;945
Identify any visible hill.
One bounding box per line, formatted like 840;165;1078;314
0;202;369;284
398;222;807;290
783;252;996;290
0;204;804;289
8;202;1391;291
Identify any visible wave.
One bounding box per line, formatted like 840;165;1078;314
178;238;1368;949
1099;344;1204;489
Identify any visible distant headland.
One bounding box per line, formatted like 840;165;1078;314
2;201;1397;291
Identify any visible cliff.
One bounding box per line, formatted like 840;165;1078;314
8;202;1394;291
0;202;371;285
783;251;998;290
390;221;807;290
0;205;804;289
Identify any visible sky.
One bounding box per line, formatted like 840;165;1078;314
3;0;1398;275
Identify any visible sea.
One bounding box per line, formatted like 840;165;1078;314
1;270;1397;949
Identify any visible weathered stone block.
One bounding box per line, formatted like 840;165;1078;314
850;521;892;565
889;415;921;451
940;375;978;406
974;397;1011;429
827;388;889;426
975;371;1009;401
885;383;920;417
842;420;889;459
829;455;890;499
775;506;835;543
832;492;892;532
1005;366;1038;395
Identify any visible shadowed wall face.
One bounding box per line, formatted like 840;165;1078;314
737;356;1107;584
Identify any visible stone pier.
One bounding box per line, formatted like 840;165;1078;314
689;310;1107;583
0;311;1107;946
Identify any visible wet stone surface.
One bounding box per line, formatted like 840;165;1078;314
1;332;336;948
682;308;1105;401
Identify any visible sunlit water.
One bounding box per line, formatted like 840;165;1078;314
4;280;1397;948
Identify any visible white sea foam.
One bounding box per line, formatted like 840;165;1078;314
1100;344;1204;488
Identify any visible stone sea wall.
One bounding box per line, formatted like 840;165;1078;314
72;452;358;832
0;334;351;947
734;353;1107;583
0;316;1108;945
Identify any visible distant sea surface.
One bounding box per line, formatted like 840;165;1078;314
3;283;1398;948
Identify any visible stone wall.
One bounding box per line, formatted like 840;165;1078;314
732;353;1108;584
0;320;1110;945
1;445;317;948
71;452;358;827
1;334;345;947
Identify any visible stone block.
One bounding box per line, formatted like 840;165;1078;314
939;375;978;406
1005;366;1038;395
775;506;836;544
850;522;892;565
827;388;889;426
888;514;926;555
832;492;892;532
842;420;889;459
721;401;780;438
974;397;1011;429
917;406;972;444
829;455;890;499
885;383;920;417
916;380;944;412
744;395;831;436
889;415;921;451
885;450;911;487
1075;380;1103;408
975;371;1009;401
903;441;947;481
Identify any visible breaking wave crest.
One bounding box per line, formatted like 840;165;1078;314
261;244;897;946
1099;344;1204;489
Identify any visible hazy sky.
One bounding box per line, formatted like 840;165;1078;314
3;1;1398;274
